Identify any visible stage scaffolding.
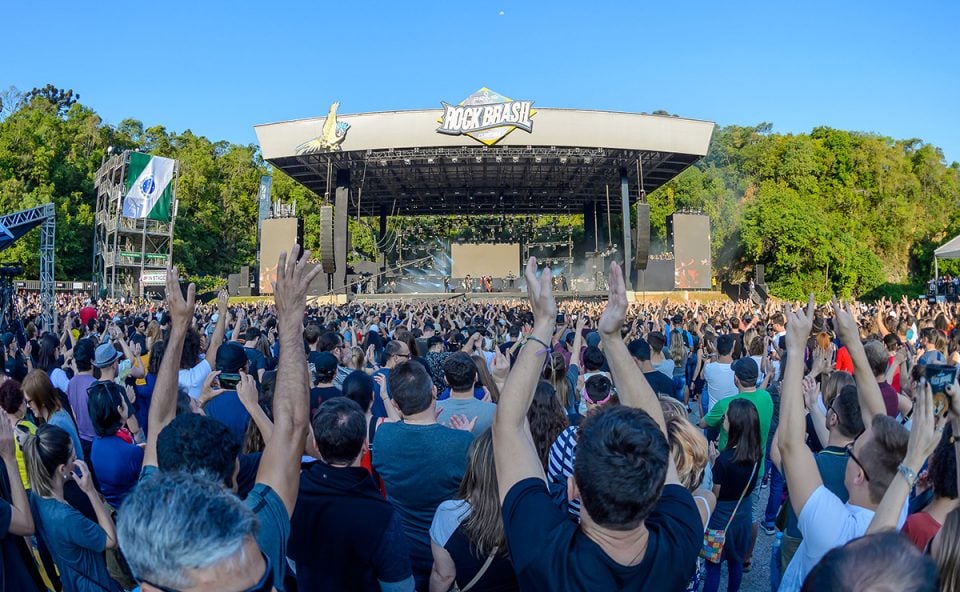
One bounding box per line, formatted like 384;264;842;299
93;151;177;299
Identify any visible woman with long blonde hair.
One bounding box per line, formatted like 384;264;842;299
23;424;121;591
932;508;960;592
429;430;519;592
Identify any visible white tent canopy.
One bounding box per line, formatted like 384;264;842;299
933;233;960;278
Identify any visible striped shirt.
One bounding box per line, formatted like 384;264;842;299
547;425;580;517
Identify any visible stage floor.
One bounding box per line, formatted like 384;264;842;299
311;290;730;304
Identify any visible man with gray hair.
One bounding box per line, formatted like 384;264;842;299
118;471;272;592
123;247;320;591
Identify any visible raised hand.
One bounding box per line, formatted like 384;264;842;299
373;373;388;399
905;384;948;467
575;314;588;334
801;375;821;410
491;349;511;382
200;370;226;403
236;372;259;408
785;294;815;350
165;267;196;328
598;262;628;337
522;257;557;331
217;288;229;313
0;417;15;460
831;297;860;343
73;459;96;494
274;245;322;325
449;413;477;432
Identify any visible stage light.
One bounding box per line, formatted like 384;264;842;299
475;156;482;163
495;156;502;163
535;157;542;164
451;156;459;163
560;157;567;164
403;158;411;165
512;156;520;163
427;157;435;164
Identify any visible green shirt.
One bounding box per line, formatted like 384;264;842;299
704;388;774;479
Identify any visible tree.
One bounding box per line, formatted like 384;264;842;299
25;84;79;115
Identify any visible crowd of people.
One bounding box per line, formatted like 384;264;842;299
0;253;958;591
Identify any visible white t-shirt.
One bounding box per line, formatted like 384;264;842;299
178;358;212;399
704;362;738;410
779;486;874;591
654;358;676;379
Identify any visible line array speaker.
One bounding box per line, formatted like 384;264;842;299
635;202;650;270
319;205;336;274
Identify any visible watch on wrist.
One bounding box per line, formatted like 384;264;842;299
897;463;919;488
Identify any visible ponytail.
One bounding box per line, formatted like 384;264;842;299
22;424;73;498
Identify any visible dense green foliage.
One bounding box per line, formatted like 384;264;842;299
0;86;957;299
650;124;960;299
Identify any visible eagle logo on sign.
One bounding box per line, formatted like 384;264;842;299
297;102;351;154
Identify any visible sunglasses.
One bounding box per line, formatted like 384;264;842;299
845;438;871;482
141;554;273;592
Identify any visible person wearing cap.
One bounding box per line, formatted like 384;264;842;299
309;352;341;415
199;342;253;447
701;357;773;476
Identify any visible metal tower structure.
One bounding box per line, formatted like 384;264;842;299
93;151;177;299
0;203;56;332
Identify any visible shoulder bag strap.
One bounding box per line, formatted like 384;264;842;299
460;547;499;592
720;462;756;534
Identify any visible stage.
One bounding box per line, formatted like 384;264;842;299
303;289;730;306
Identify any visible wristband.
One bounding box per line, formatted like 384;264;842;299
897;464;918;488
525;336;551;351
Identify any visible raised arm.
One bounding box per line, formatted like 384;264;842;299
236;372;274;442
143;269;195;469
868;383;944;533
778;295;824;515
598;263;666;433
258;246;320;515
569;315;586;372
0;419;32;535
598;263;679;485
832;298;886;423
205;289;229;365
493;257;556;502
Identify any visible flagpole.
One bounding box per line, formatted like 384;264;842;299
139;214;148;299
167;163;179;271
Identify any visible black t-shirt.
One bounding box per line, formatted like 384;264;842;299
310;386;343;415
712;449;758;502
0;458;44;591
502;478;701;591
643;371;675;399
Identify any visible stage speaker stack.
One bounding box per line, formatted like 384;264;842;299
319;205;336;274
259;217;305;294
755;264;765;286
635;202;650;270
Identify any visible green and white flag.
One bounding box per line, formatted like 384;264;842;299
122;152;176;221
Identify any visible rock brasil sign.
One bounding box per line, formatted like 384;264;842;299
437;88;536;146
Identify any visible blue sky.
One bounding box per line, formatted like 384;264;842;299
4;0;959;163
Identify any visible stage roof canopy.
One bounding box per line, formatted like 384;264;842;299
255;103;715;216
